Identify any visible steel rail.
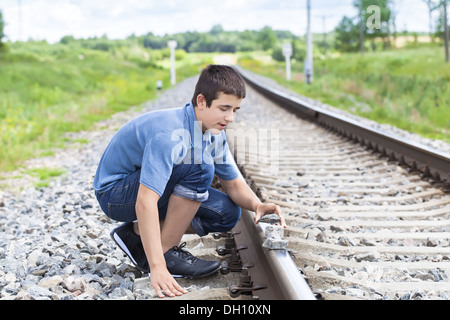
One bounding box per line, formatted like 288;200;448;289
230;209;316;300
234;66;450;186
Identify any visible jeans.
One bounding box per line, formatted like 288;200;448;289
95;164;241;237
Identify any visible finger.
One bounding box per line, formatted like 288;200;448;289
167;281;186;296
160;283;176;297
173;281;188;294
280;215;287;228
272;205;287;228
154;285;166;299
154;279;175;298
273;204;281;214
166;285;178;298
254;212;261;224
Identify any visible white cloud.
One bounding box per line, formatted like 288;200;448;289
2;0;83;41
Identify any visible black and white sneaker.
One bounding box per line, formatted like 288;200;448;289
110;222;150;273
164;242;220;279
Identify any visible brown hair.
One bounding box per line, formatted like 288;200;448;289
191;65;246;107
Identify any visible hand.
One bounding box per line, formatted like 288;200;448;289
254;203;287;228
150;266;188;298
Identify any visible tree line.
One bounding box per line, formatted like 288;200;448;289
57;25;306;63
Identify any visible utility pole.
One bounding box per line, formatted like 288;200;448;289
304;0;313;84
422;0;447;61
359;1;365;54
167;40;177;85
316;15;333;54
322;15;327;53
282;42;292;81
444;0;449;63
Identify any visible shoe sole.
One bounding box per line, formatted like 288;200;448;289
169;264;221;279
110;229;149;273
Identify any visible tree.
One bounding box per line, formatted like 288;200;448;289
236;30;258;51
258;26;277;51
334;16;360;52
209;24;224;35
60;35;76;44
0;10;6;51
334;0;393;53
445;0;449;63
353;0;394;51
435;0;449;62
423;0;441;42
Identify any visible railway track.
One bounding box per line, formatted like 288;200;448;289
135;68;449;300
4;67;449;301
220;67;450;300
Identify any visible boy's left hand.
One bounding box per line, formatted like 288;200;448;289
254;203;287;228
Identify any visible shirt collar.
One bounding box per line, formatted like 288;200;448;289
184;103;216;145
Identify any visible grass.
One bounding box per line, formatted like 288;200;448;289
24;167;66;188
237;45;450;143
5;38;447;189
0;41;213;173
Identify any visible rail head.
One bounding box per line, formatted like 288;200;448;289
232;209;316;300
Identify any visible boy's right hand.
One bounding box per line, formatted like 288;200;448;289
150;266;188;298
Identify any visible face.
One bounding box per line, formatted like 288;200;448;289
195;93;242;134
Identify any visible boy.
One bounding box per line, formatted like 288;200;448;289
93;65;286;298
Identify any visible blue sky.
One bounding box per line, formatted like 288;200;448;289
0;0;436;43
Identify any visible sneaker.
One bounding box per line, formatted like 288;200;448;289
164;242;220;279
111;224;220;278
110;222;150;273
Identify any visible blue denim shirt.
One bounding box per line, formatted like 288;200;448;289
93;103;239;196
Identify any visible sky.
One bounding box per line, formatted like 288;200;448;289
0;0;437;43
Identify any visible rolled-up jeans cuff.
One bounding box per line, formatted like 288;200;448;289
190;217;208;237
172;184;209;202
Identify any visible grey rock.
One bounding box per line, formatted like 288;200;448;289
261;224;288;250
258;213;281;224
26;285;54;300
355;251;380;262
108;287;135;300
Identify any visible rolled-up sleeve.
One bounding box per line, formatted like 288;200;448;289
140;131;179;196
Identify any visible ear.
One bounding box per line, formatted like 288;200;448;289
196;94;206;110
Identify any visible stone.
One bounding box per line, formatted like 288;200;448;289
316;231;327;242
262;237;289;250
63;276;87;292
258;213;281;224
38;275;64;288
108;287;135;300
355;251;380;262
337;237;355;247
426;238;438;247
261;224;289;250
345;287;366;298
26;285;54;300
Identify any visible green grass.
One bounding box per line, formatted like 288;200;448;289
238;45;450;143
24;167;66;188
0;42;212;172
